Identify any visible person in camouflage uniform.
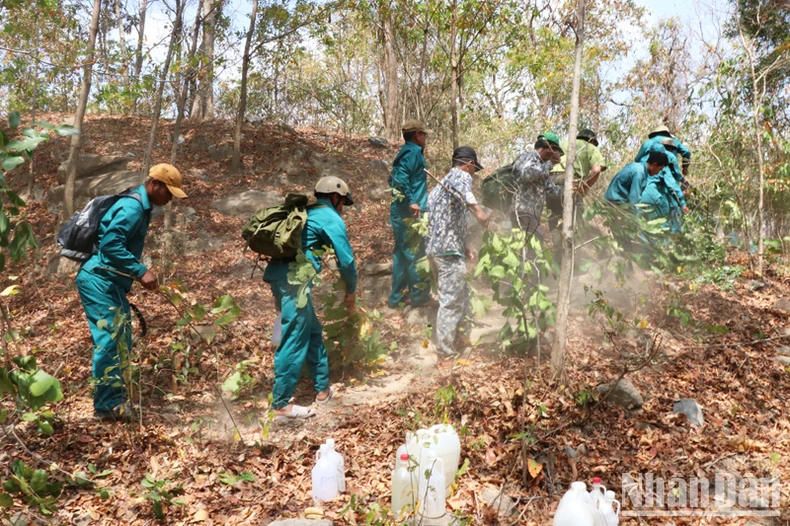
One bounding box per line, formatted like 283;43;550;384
510;133;564;241
425;147;490;370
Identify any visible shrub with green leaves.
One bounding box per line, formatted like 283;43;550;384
1;460;63;515
141;473;184;520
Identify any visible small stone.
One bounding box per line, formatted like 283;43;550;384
776;346;790;356
596;378;644;410
749;280;767;291
775;356;790;366
179;206;197;220
673;398;704;426
480;486;516;515
773;298;790;313
565;445;577;458
368;137;388;148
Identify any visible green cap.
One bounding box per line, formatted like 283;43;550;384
538;132;563;154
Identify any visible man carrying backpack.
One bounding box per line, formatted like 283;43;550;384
388;119;431;308
76;164;186;420
263;176;357;420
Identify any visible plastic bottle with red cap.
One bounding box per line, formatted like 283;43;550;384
391;453;414;518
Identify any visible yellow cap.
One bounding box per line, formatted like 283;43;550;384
149;163;187;198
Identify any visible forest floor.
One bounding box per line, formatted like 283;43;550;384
2;114;790;525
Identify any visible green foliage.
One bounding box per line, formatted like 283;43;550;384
218;471;255;485
340;494;392;526
221;360;256;400
474;229;555;352
141;473;184;520
320;286;391;371
2;460;62;515
0;355;63;435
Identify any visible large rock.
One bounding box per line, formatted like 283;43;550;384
56;153;132;183
368;137;388;148
596;378;643;410
48;170;141;208
210;190;282;218
674;398;704;426
365;261;392;276
360;274;391;307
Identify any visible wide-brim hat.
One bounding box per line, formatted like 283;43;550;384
402;119;432;134
648;125;673;139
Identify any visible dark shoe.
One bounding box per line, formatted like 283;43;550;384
94;402;136;422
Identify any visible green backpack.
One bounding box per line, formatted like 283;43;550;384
242;193;323;259
481;163;515;215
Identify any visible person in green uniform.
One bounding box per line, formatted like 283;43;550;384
635;125;691;180
547;128;607;249
388;119;431;308
263;176;357;420
604;151;668;205
77;164;187;420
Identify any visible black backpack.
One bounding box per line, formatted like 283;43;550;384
58;189;143;262
481;163;515;214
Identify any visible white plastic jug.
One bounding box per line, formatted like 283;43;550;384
325;439;345;492
553;481;595;526
272;315;282;346
392;453;414;517
312;444;338;501
599;490;620;526
417;451;446;523
427;424;461;488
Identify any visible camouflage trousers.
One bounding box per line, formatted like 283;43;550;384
433;255;470;358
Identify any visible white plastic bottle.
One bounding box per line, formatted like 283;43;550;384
553;481;595;526
311;444;338;502
417;451;446;524
272;315;282;346
600;490;620;526
391;453;414;518
325;439;345;492
428;424;461;488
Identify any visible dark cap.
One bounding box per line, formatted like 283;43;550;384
577;128;598;146
660;137;677;152
453;146;483;170
646;151;669;167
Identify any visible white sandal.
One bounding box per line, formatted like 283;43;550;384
316;386;334;405
274;404;316;421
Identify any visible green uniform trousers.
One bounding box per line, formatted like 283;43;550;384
76;269;131;412
389;210;430;307
269;279;329;409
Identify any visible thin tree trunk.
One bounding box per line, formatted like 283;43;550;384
172;7;202;164
232;0;258;172
552;0;586;381
63;0;103;219
26;26;41;199
132;0;148;113
141;0;184;183
449;0;459;150
116;0;130;87
191;0;220;120
382;7;399;141
415;17;429;120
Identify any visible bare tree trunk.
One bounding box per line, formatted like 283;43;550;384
116;0;130;87
552;0;586;381
132;0;148;113
232;0;258;172
140;0;184;183
26;26;41;199
449;0;459;150
172;7;202;165
415;16;429;120
191;0;220;120
63;0;103;219
382;8;399;141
